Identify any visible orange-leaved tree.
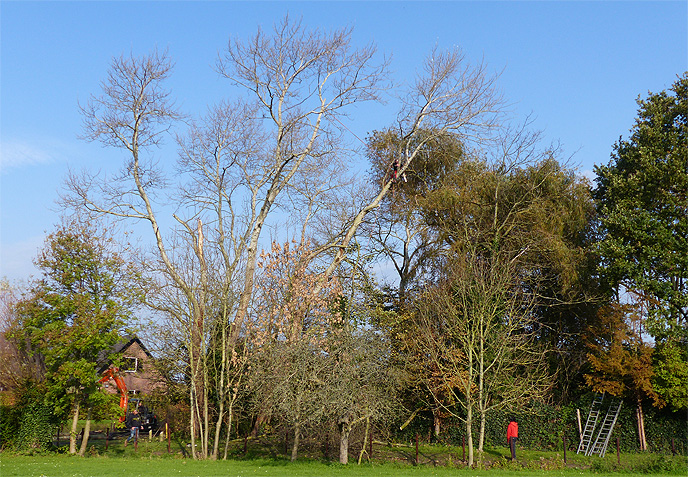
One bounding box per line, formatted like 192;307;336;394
249;240;343;461
584;300;663;450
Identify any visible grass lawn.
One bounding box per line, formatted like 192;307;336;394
2;432;685;476
2;455;684;477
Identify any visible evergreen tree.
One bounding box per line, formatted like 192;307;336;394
594;73;688;341
594;73;688;410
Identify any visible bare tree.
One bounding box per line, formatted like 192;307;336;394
64;17;504;460
327;328;399;465
216;16;389;348
312;47;504;292
65;16;388;458
247;240;344;461
412;253;550;468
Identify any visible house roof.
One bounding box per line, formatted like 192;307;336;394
97;335;154;373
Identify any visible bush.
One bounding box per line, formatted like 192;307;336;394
0;404;21;449
0;383;58;453
590;453;688;475
16;399;56;452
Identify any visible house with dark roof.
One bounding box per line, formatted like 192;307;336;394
99;336;165;397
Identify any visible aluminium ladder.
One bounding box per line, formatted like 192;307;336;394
577;392;605;454
586;399;622;457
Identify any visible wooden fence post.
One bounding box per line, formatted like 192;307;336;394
563;435;567;463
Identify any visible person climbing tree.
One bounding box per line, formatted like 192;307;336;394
390;157;407;183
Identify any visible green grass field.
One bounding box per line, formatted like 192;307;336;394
1;432;685;477
2;454;686;477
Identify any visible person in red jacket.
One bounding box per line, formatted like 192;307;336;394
507;419;518;461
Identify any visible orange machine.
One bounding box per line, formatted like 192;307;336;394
98;367;128;421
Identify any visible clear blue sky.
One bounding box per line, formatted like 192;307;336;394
2;1;687;284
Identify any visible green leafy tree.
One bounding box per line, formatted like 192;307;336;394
13;220;139;455
594;73;688;341
651;340;688;411
399;133;595;465
364;129;465;306
423;149;597;403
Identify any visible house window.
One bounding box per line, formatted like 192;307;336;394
122;356;138;373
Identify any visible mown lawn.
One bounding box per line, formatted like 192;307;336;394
1;433;685;476
2;454;684;477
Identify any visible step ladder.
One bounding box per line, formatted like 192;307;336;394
586;399;622;457
577;393;604;454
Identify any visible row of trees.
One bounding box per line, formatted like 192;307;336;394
1;17;685;466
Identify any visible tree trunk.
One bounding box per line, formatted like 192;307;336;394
636;399;647;451
251;412;269;438
478;411;486;452
291;425;300;462
211;396;224;459
190;307;206;459
433;410;441;439
339;419;350;464
357;415;371;465
78;408;92;456
189;388;197;459
69;401;80;455
466;407;474;468
223;390;238;460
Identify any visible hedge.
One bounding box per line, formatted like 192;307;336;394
392;395;687;455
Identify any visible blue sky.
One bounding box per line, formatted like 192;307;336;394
1;1;687;284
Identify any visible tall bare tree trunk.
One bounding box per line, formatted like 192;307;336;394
211;394;225;460
466;406;474;468
479;413;486;454
636;399;647;451
222;390;238;460
190;386;197;458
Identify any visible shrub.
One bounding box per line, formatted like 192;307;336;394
0;404;21;449
16;399;56;452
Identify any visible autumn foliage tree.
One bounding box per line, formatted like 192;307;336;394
248;240;343;461
584;301;662;451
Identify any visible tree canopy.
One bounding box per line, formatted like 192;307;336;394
12;220;138;454
594;73;688;342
